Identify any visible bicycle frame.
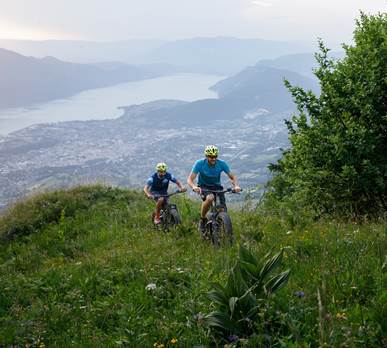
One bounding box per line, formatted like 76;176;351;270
152;190;183;230
199;188;241;246
202;188;232;212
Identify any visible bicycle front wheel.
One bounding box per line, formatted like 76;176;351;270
169;208;181;225
214;212;233;246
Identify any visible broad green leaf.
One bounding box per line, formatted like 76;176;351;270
203;311;237;333
264;270;291;294
259;250;283;280
229;296;238;318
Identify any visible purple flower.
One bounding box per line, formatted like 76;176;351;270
228;335;238;343
294;290;305;298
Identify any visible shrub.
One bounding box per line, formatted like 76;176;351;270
203;245;290;344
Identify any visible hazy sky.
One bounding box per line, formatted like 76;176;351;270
0;0;385;44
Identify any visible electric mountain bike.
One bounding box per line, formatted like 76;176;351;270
200;187;241;247
151;190;184;232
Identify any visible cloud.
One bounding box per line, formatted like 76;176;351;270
251;0;274;7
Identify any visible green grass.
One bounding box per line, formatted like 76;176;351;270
0;185;386;347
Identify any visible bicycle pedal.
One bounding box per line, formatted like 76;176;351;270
201;233;210;241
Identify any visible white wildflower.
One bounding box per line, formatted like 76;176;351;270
145;283;157;291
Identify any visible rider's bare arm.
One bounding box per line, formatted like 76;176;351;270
187;172;201;194
175;180;187;192
227;172;241;192
143;185;153;198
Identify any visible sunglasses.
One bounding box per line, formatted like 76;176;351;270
207;155;217;159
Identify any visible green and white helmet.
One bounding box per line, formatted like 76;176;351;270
156;162;168;172
204;145;219;157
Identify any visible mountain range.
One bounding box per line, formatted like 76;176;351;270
0;48;179;110
0;37;316;75
255;51;345;78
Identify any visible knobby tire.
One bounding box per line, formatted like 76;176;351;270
213;212;233;247
169;208;181;225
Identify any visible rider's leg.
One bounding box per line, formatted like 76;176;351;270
219;192;226;212
155;197;165;222
201;194;214;219
199;193;214;234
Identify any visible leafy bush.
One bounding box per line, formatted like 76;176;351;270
267;12;387;219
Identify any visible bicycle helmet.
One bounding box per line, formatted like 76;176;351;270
204;145;219;157
156;162;168;172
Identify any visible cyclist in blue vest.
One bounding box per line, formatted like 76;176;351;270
187;145;241;234
144;162;186;224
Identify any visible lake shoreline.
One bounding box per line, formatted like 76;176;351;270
0;73;223;136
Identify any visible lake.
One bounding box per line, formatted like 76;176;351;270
0;74;223;136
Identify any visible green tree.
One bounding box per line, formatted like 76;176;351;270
267;12;387;218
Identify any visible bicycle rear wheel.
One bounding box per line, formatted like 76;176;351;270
213;212;233;247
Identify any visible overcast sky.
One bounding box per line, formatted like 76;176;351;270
0;0;385;44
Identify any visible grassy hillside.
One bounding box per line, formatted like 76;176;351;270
0;185;386;347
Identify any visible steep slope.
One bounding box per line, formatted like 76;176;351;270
0;185;385;347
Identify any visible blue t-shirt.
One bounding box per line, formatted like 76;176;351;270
192;159;230;187
146;172;177;194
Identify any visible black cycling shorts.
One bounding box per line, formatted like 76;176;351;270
199;185;226;207
151;191;168;202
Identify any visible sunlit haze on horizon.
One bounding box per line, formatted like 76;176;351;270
0;0;385;45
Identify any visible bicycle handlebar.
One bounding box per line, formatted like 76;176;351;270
195;187;243;194
152;189;186;198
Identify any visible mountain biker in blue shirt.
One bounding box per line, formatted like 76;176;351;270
144;162;186;224
187;145;241;234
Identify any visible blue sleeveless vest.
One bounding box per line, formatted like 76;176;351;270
150;172;172;193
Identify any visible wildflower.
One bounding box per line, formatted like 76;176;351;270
294;290;305;298
146;283;157;291
336;312;347;320
227;334;238;342
153;343;164;348
194;312;204;323
39;343;46;348
170;338;178;344
286;230;292;235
